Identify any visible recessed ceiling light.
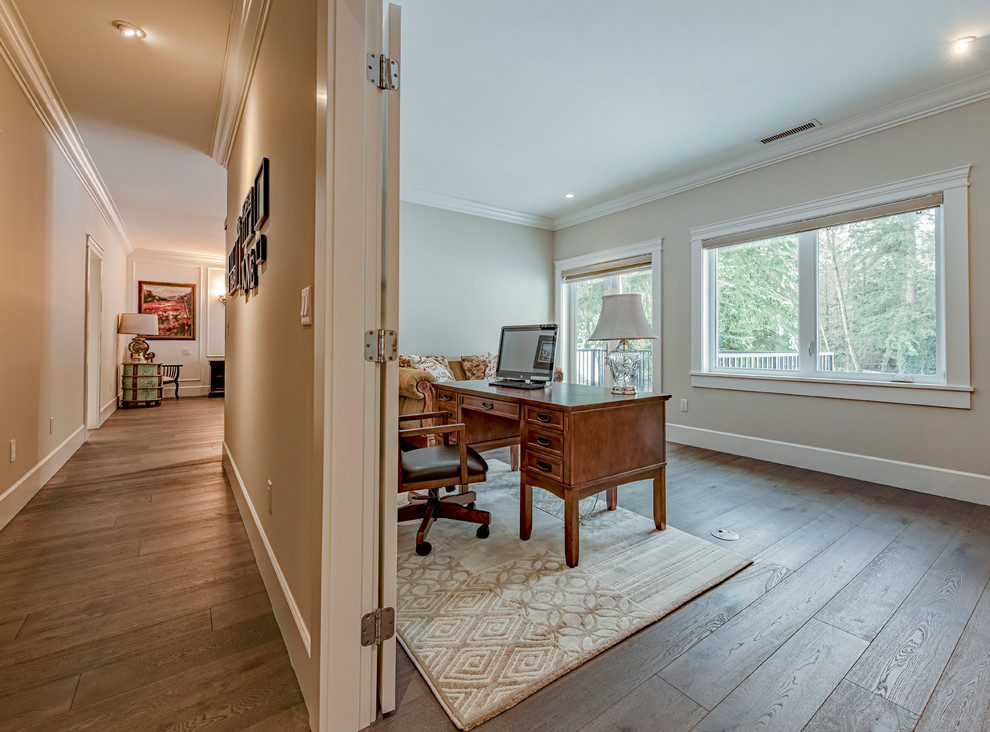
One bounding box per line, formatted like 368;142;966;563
564;193;575;199
113;20;147;39
953;36;977;54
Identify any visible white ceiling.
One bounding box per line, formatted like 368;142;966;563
8;1;990;253
399;0;990;225
15;0;231;257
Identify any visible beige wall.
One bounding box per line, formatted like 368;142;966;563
128;253;225;396
0;56;127;526
399;201;554;357
555;99;990;489
222;0;320;715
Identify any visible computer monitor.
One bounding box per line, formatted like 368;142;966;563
494;324;558;383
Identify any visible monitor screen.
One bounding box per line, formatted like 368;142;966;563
495;324;558;382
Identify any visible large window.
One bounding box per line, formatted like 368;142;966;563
713;204;939;380
568;267;654;390
556;240;662;393
691;168;972;408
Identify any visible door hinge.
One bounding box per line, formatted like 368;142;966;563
361;607;395;646
365;329;397;363
367;53;399;91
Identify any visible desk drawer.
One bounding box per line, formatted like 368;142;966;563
462;395;519;420
435;389;457;413
523;426;564;458
524;452;564;482
524;406;564;431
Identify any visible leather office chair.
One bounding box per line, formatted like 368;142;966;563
398;411;491;556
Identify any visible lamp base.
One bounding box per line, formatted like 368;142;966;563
606;340;642;396
127;335;152;363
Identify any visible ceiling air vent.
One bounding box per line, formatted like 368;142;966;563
759;119;822;145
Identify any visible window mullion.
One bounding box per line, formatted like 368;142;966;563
798;231;818;376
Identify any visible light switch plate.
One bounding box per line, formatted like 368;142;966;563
181;347;191;356
300;286;312;326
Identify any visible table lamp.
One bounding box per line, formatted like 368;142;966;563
118;313;159;363
589;293;657;395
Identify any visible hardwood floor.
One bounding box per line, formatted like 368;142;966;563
6;400;988;731
372;444;990;732
0;397;309;731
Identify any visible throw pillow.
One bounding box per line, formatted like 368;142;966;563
398;355;413;368
484;351;499;379
409;355;455;382
460;354;489;380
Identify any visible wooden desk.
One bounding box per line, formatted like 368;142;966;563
433;381;670;567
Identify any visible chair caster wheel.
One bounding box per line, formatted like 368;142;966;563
476;524;490;539
466;502;476;509
415;542;432;556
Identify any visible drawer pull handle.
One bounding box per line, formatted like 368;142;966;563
536;436;552;447
441;394;452;401
536;461;552;472
481;402;494;410
536;413;552;423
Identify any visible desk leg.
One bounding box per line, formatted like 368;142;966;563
606;486;617;510
564;494;580;568
653;465;667;530
520;480;532;540
510;445;520;472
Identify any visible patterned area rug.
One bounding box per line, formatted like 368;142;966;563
396;461;752;730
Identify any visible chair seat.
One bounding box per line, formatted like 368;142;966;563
400;445;488;484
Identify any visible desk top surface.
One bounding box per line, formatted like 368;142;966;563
435;380;670;411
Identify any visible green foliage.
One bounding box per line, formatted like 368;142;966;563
818;210;936;375
716;236;799;353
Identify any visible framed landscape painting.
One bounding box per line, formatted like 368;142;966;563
138;281;196;340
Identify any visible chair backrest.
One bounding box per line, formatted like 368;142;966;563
161;365;180;380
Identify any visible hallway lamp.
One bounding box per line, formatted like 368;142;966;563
589;294;657;395
118;313;159;363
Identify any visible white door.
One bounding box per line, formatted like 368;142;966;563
84;237;104;431
318;1;400;728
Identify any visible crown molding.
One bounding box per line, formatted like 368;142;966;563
552;70;990;231
0;0;132;253
210;0;271;167
401;188;554;230
129;248;225;267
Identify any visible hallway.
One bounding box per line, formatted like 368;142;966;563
0;398;309;730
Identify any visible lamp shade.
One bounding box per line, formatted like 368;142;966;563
118;313;159;336
589;294;657;341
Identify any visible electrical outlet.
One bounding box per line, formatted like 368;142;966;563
267;480;273;514
181;347;191;356
9;439;15;463
50;417;54;434
680;399;688;412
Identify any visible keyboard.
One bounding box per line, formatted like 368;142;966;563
488;380;549;390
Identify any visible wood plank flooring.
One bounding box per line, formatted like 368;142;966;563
5;398;988;731
371;444;990;732
0;397;308;731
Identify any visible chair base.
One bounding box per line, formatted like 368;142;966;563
398;488;491;555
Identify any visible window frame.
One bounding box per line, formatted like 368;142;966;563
690;167;972;409
555;238;663;392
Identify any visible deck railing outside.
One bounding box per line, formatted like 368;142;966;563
574;347;653;391
716;352;836;371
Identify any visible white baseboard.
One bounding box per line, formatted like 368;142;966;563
222;441;313;663
0;425;86;530
667;424;990;507
99;396;117;426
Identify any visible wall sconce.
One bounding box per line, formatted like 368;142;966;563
211;281;226;306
